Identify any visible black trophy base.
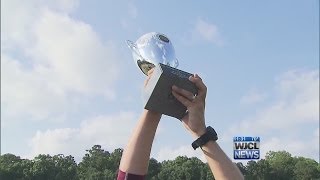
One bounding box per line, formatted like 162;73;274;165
143;63;198;119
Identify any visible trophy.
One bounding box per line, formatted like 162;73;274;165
127;32;198;119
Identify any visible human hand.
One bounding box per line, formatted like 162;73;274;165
172;74;207;138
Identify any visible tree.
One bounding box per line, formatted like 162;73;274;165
0;153;25;179
52;154;78;180
265;151;295;179
245;159;273;180
109;148;123;173
147;158;161;180
1;147;319;180
235;162;246;176
157;156;213;180
293;157;320;180
30;154;78;180
31;154;57;180
77;145;119;180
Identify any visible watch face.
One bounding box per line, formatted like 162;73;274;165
207;126;217;136
207;126;218;141
192;126;218;150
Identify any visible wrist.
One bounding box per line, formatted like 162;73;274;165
144;109;161;116
143;110;161;123
192;126;218;150
191;126;206;139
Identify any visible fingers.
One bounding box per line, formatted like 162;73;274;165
172;85;195;101
189;74;207;98
144;77;150;87
147;68;154;76
172;90;192;107
171;74;206;106
144;68;155;87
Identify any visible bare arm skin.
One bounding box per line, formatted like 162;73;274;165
119;110;161;175
119;69;161;175
172;74;244;180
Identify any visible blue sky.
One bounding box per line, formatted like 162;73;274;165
1;0;319;163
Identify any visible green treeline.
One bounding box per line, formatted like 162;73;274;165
1;145;319;180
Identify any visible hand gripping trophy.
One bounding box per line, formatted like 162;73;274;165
127;32;198;119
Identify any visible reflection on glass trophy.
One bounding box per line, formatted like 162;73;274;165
127;32;198;119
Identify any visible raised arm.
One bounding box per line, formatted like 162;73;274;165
172;74;244;180
118;70;161;179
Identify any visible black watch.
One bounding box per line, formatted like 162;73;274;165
192;126;218;150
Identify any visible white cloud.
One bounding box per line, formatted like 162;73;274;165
46;0;79;12
223;69;319;161
1;0;36;49
1;54;69;121
1;0;79;50
29;9;119;96
260;135;319;161
155;145;206;162
240;89;267;105
1;1;120;122
194;18;223;45
27;112;138;161
226;69;319;135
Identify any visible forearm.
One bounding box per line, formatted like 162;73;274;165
201;141;244;180
119;110;161;175
172;75;242;179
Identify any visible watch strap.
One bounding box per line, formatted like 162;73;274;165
192;126;218;150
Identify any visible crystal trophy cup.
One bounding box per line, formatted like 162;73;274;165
127;32;198;119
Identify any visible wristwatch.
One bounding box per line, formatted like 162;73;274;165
192;126;218;150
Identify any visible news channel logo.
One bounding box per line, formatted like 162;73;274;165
233;136;260;160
